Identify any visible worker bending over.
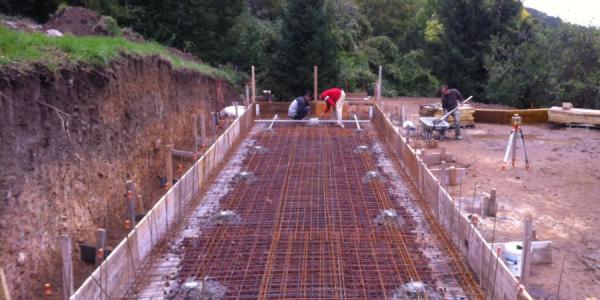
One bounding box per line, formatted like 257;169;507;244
288;91;312;120
441;85;463;140
319;87;346;128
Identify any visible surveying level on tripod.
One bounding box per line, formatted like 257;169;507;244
502;114;530;170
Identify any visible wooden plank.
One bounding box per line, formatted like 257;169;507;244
59;235;74;300
0;267;11;300
474;109;548;124
422;152;456;166
548;106;600;125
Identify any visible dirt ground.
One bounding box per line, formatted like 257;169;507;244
384;97;600;299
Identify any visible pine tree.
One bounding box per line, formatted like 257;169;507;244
431;0;522;98
270;0;339;100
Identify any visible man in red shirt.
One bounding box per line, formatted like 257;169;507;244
319;87;346;128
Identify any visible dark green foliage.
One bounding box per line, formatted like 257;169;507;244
270;0;339;100
123;0;244;64
0;0;59;22
431;0;522;98
4;0;599;108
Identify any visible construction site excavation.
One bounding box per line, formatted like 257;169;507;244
69;99;532;300
128;123;478;299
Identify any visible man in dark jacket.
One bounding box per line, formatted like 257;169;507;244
288;92;312;120
441;85;463;140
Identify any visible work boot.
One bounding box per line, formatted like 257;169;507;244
337;122;345;128
456;135;463;140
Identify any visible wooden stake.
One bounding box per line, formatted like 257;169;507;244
245;85;250;107
199;111;207;147
95;228;107;266
136;194;145;216
0;267;11;300
377;66;382;107
521;214;534;285
314;65;318;101
210;112;217;138
251;66;256;104
485;188;497;217
555;255;566;300
440;160;447;187
125;180;137;227
165;144;174;190
59;235;73;300
191;114;198;153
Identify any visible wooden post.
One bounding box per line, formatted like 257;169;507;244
234;101;239;118
394;106;399;124
313;65;318;101
255;104;260;116
245;85;250;107
209;112;217;138
377;66;382;106
125;180;137;227
136;194;145;216
199;111;207;147
251;66;256;104
191;114;198;153
484;188;497;217
95;228;107;266
401;105;406;123
521;214;534;285
0;267;11;300
448;166;457;186
59;235;73;300
165;144;174;190
440;160;447;187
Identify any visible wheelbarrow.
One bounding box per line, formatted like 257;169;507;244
419;96;473;141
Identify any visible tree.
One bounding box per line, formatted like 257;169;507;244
431;0;522;99
0;0;59;22
270;0;339;100
125;0;244;64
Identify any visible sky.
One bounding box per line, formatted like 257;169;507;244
523;0;600;27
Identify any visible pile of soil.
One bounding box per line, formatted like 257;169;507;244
43;6;118;37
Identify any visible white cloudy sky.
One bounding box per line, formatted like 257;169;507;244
523;0;600;27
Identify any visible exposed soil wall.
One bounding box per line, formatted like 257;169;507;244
0;55;237;298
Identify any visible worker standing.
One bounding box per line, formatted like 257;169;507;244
441;85;463;140
319;87;346;128
288;91;312;120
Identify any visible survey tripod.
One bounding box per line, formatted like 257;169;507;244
502;114;530;170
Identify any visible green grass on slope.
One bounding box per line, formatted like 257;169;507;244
0;26;234;82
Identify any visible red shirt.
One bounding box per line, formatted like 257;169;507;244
320;88;343;107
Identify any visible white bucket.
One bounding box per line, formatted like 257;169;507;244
502;241;523;277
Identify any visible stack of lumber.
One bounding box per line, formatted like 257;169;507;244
548;106;600;126
419;103;475;126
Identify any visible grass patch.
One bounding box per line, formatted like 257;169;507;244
0;26;235;82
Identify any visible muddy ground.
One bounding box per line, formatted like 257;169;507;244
384;97;600;299
0;56;237;298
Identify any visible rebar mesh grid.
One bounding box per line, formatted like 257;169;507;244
124;123;483;299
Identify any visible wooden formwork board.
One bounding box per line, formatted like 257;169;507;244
372;104;533;300
474;109;548;124
257;101;373;119
71;104;255;300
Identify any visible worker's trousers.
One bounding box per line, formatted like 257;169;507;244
334;91;346;126
443;108;461;137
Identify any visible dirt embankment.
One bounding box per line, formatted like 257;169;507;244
0;56;237;298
